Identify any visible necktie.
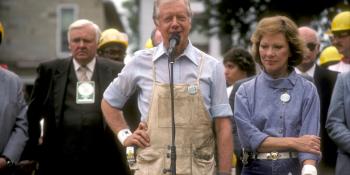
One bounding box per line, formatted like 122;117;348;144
78;66;89;81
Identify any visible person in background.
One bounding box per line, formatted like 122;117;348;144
234;16;321;175
224;48;256;97
151;28;163;47
97;28;128;63
297;26;338;175
21;19;131;175
98;28;140;132
101;0;233;174
98;27;140;174
326;71;350;175
319;46;342;69
223;47;256;175
328;11;350;73
145;28;163;48
0;21;29;175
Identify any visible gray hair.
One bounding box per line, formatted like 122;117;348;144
67;19;101;43
153;0;193;25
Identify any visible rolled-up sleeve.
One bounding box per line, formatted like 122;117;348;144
234;84;269;151
299;83;321;162
103;62;136;109
210;62;233;118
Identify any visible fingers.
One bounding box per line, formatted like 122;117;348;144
298;135;321;155
124;122;150;148
138;122;148;131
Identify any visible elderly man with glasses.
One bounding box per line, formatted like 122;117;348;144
296;26;338;175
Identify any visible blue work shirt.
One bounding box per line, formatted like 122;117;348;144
234;70;321;163
104;41;232;121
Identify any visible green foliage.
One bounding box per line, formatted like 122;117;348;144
122;0;140;53
200;0;350;53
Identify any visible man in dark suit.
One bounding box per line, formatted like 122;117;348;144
21;19;130;175
296;26;338;175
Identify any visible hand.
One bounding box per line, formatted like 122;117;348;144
0;157;6;170
124;122;150;148
294;135;321;155
16;160;38;174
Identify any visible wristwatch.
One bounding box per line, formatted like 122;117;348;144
0;155;14;168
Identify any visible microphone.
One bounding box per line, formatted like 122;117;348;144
168;33;180;58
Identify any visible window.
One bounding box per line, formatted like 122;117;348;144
57;4;78;58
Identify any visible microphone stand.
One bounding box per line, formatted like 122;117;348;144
164;44;176;175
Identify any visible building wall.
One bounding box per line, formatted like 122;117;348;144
0;0;106;84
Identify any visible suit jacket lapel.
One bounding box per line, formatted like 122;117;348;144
313;66;322;91
53;58;71;126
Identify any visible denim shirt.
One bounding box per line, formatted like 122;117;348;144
234;70;321;163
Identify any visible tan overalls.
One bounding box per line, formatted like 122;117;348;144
134;54;216;175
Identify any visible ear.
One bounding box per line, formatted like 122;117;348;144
154;18;159;27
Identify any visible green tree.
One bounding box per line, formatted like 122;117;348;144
122;0;140;53
199;0;350;53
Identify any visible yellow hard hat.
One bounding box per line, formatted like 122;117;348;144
145;38;153;48
320;46;343;65
331;11;350;32
98;28;128;49
0;21;4;44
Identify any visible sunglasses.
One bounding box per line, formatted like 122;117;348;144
306;43;317;51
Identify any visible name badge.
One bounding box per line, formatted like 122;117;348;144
76;81;95;104
280;92;290;103
187;84;197;95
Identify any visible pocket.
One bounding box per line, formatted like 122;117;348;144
192;147;216;175
164;146;192;174
135;147;163;175
158;94;193;128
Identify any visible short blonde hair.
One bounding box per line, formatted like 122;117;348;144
251;15;305;67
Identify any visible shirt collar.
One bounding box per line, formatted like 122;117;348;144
152;40;200;66
261;70;297;89
73;57;96;72
294;64;316;77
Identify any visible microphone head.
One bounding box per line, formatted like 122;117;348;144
169;32;180;46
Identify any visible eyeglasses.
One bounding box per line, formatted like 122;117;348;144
306;43;317;52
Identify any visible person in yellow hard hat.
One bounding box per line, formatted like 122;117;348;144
98;28;128;63
98;28;140;174
328;11;350;73
319;46;343;69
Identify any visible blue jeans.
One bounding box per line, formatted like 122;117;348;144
241;158;300;175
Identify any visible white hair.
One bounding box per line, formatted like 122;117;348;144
67;19;101;43
153;0;193;25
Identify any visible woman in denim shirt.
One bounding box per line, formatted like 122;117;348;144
234;16;321;175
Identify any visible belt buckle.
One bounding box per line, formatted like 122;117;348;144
268;152;279;160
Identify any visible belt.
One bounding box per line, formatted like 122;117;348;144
250;151;298;160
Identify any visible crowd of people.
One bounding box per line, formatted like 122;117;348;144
0;0;349;175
